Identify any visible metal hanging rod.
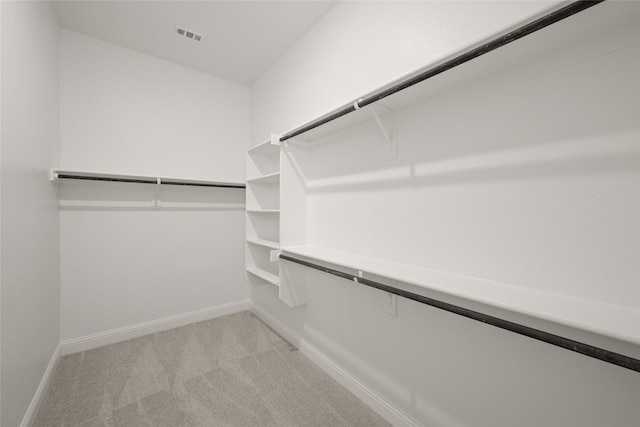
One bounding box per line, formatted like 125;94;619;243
278;0;605;142
52;171;246;189
279;253;640;373
158;179;245;189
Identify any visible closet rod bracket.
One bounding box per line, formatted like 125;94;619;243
271;133;283;147
50;169;61;206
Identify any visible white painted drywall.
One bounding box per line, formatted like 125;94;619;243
60;29;247;182
1;1;61;426
251;1;640;426
59;29;250;343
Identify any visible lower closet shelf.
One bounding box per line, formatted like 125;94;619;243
246;266;279;286
279;245;639;346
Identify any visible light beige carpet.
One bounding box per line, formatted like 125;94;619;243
34;311;391;426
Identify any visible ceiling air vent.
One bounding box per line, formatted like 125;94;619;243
175;25;203;42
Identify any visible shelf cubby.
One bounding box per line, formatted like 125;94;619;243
246;140;281;287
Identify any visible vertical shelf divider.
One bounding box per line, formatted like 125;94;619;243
277;137;309;307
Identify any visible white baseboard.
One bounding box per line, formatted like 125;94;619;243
251;303;418;427
250;302;302;349
60;299;250;355
20;343;61;427
300;340;420;427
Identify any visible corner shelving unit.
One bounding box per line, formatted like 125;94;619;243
245;140;280;286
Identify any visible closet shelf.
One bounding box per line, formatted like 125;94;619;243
246;266;279;286
275;1;632;143
248;140;277;154
51;170;246;189
247;172;280;184
279;245;640;346
246;238;280;250
246;209;280;214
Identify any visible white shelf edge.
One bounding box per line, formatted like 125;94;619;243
247;171;280;184
246;239;280;250
246;266;279;286
280;245;640;346
246;209;280;214
58;200;246;209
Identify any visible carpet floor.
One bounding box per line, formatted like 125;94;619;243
34;311;391;426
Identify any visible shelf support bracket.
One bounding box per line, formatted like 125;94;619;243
49;169;61;206
369;104;396;160
153;177;162;208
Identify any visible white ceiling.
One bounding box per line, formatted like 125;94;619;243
52;0;336;85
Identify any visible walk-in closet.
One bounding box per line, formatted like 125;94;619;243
2;1;639;426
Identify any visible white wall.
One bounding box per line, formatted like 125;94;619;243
251;0;567;142
59;29;250;346
60;29;247;182
251;1;640;426
1;1;61;426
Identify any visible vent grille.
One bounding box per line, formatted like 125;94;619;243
175;25;203;42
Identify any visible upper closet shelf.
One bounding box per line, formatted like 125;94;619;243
51;170;246;189
248;140;277;154
275;0;637;143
